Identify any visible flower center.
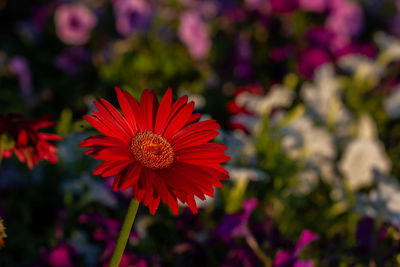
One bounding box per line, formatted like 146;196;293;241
131;131;174;169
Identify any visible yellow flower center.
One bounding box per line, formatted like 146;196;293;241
131;131;174;169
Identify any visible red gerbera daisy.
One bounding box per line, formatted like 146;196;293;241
1;114;61;169
80;88;230;215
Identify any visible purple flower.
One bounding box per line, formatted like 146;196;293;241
217;199;258;241
54;47;90;76
32;3;56;31
390;13;400;37
113;0;152;37
305;27;335;48
355;217;389;254
269;0;299;13
299;0;327;13
273;230;319;267
270;45;294;62
54;4;97;45
178;11;211;60
235;36;253;78
297;48;330;79
325;0;363;49
222;246;261;267
78;212;138;243
356;217;374;252
9;56;33;97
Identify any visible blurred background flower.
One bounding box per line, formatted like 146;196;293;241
1;0;400;266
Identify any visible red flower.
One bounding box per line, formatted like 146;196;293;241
80;88;230;215
1;114;61;169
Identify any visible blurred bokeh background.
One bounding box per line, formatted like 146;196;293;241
1;0;400;266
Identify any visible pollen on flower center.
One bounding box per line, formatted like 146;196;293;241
131;131;174;169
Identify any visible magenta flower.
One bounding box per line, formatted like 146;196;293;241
334;43;376;59
178;11;211;60
42;242;77;267
54;4;97;45
113;0;151;37
299;0;327;13
297;48;330;79
269;0;299;13
273;230;319;267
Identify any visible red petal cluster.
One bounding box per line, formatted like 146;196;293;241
0;113;61;169
80;88;230;215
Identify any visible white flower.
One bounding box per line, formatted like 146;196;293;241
339;116;391;190
338;54;383;83
374;32;400;66
178;91;206;110
384;85;400;119
219;129;257;165
301;63;351;129
355;172;400;227
225;166;268;182
235;85;294;116
229;114;260;133
281;115;336;161
280;114;337;193
62;173;118;208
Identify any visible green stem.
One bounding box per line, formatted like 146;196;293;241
109;198;140;267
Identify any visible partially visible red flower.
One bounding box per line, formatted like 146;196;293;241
1;114;61;169
0;217;5;249
80;88;230;215
226;84;264;115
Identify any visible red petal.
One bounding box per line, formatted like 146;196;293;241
157;168;207;200
175;144;230;165
186;113;201;126
162;101;194;140
139;90;158;131
186;195;198;214
115;87;138;134
168;120;220;149
93;100;133;138
159;95;188;136
92;146;132;161
99;98;135;136
38;133;62;141
93;160;132;177
83;115;129;144
122;90;144;131
154;88;173;135
119;162;143;190
79;135;126;148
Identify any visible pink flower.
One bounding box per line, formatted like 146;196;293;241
178;11;211;60
299;0;327;13
325;0;363;49
54;4;97;45
113;0;152;37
